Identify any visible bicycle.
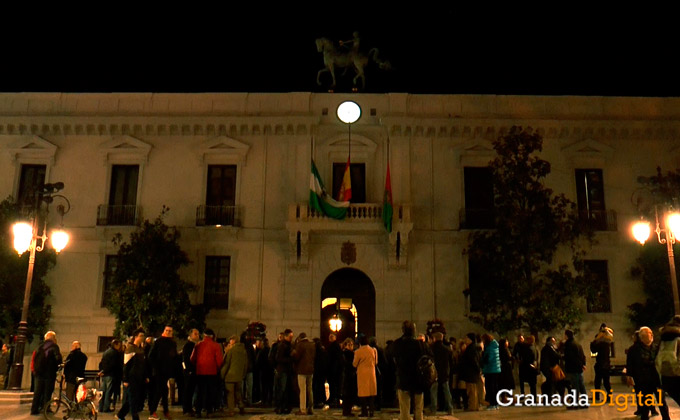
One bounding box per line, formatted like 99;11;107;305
44;366;98;420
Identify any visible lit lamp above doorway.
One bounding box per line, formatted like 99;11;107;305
337;101;361;124
329;314;343;332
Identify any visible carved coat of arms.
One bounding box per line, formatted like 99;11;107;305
341;241;356;265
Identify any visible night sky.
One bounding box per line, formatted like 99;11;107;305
1;7;678;96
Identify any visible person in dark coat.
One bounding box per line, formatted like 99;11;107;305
428;332;454;415
562;329;587;407
30;331;63;415
341;338;358;416
148;325;178;419
312;338;328;409
327;333;343;408
369;337;386;411
392;321;428;420
458;333;481;411
517;335;538;396
590;326;614;400
497;338;515;402
181;328;200;416
116;328;149;420
274;329;294;415
382;340;397;408
64;341;88;402
539;336;562;396
627;327;671;420
256;337;273;407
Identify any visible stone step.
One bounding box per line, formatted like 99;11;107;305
0;391;33;405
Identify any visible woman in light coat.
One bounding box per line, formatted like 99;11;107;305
353;335;377;417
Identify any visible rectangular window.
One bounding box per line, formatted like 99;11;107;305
332;162;366;203
101;255;118;308
104;165;139;225
585;260;612;313
17;164;46;209
204;256;230;309
203;165;237;225
463;167;494;229
98;336;115;353
575;169;608;230
467;259;484;312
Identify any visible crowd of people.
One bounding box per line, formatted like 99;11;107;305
14;315;680;420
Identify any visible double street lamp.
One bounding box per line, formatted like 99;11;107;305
8;182;70;389
631;206;680;315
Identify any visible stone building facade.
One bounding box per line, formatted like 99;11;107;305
1;92;679;379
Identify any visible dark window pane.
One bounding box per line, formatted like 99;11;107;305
109;165;139;206
463;167;494;228
576;169;607;230
206;165;237;206
17;164;46;208
585;260;611;313
204;256;230;309
332;163;366;203
102;255;118;308
98;336;115;353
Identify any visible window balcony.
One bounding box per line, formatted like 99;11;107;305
459;208;495;230
289;202;410;227
96;205;142;226
579;209;617;231
196;205;241;227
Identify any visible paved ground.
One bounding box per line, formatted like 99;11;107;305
2;384;680;420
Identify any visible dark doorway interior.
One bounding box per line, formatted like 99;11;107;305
320;268;375;348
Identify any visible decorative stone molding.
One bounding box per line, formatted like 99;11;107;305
3;135;57;165
452;139;495;167
199;136;251;165
561;138;615;168
98;135;152;164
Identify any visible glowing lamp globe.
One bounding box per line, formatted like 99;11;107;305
329;314;343;332
337;101;361;124
51;229;70;253
632;221;651;245
13;222;33;255
668;213;680;240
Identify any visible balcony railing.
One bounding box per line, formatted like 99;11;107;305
97;205;142;226
196;205;240;227
579;209;617;231
459;208;495;230
290;202;411;224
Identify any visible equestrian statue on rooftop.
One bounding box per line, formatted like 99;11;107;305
316;31;392;91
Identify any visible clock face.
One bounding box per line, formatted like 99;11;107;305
337;101;361;124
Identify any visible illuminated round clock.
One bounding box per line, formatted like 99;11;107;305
336;101;361;124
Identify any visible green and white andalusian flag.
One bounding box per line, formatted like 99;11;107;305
310;159;349;219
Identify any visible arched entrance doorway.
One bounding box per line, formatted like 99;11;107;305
320;268;375;346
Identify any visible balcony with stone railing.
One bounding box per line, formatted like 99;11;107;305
286;202;413;268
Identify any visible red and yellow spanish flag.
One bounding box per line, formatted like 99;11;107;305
337;157;352;202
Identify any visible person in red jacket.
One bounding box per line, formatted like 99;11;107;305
190;329;223;418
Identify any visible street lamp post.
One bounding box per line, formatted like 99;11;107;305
632;206;680;315
7;182;69;390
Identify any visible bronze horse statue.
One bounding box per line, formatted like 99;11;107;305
316;37;391;90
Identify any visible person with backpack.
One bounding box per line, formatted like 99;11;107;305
428;332;453;415
30;331;62;415
392;321;429;420
658;315;680;407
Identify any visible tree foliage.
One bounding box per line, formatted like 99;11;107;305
628;167;680;329
105;207;205;338
465;127;594;335
0;198;54;343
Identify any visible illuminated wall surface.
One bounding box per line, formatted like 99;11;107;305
2;92;679;380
